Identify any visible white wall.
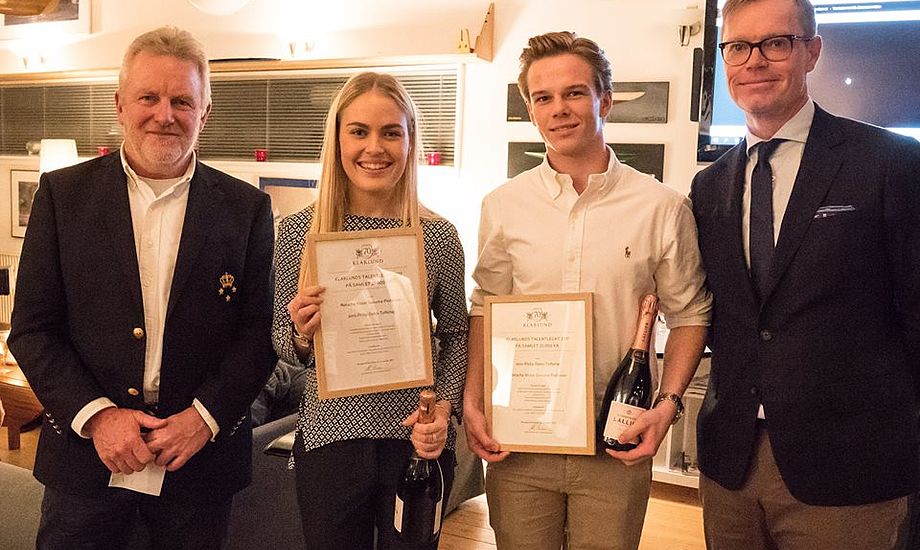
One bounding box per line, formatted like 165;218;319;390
0;0;706;284
449;0;704;280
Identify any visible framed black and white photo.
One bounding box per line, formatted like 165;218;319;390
10;169;39;238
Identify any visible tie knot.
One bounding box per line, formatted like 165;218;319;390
756;139;785;166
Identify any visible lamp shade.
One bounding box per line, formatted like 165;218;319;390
39;139;78;174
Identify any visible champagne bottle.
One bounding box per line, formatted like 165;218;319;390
394;389;444;544
600;294;659;451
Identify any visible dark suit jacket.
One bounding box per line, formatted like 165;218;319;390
690;106;920;506
9;152;277;502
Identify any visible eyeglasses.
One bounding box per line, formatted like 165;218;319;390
718;34;815;66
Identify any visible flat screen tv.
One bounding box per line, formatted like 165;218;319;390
697;0;920;162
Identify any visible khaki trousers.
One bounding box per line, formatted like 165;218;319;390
700;426;908;550
485;451;651;550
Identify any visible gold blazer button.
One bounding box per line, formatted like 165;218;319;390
132;327;145;340
127;387;140;396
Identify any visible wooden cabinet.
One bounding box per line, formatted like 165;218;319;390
0;363;42;450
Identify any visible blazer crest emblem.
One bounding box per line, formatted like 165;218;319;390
218;272;237;302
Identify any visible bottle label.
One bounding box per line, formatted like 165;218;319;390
394;495;405;533
603;401;646;442
432;464;444;535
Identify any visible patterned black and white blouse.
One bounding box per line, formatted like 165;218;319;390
271;206;469;456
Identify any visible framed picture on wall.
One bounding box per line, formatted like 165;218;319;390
258;176;318;222
10;170;39;238
507;81;670;123
0;0;92;41
507;142;666;182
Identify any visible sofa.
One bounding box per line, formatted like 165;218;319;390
225;413;304;549
0;460;43;550
0;415;484;549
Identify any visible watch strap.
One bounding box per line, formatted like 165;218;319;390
654;391;685;424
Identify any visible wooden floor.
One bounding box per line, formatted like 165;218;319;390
0;424;39;469
0;425;705;549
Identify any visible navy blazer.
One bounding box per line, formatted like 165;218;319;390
9;152;277;502
690;106;920;506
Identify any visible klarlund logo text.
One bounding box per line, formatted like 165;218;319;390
523;308;551;328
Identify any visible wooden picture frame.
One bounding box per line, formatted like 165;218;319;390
304;227;433;399
484;293;595;455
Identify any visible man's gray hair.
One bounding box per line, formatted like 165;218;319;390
119;26;211;105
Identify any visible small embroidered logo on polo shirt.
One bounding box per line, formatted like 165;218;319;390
625;247;631;259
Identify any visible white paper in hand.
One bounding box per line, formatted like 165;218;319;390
108;463;166;496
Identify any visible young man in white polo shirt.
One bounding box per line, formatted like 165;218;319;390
463;31;711;549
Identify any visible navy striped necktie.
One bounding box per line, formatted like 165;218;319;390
749;139;784;300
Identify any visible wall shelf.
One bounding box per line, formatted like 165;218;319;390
0;3;495;84
0;52;486;86
651;356;710;489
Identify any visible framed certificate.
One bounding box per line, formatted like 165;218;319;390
304;228;433;399
484;293;595;455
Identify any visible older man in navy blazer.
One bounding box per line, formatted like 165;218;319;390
9;27;276;549
690;0;920;548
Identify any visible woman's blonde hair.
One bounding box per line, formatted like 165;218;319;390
310;72;423;234
298;72;436;290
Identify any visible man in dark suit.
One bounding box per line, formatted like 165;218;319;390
690;0;920;548
8;26;276;549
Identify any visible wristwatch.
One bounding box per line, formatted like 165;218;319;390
291;325;312;352
653;392;685;424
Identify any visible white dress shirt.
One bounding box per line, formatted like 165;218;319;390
470;148;712;407
742;100;815;265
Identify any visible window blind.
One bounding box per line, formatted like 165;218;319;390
0;66;458;165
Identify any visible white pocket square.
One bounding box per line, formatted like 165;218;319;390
814;205;856;219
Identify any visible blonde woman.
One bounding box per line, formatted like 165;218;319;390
271;72;468;549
